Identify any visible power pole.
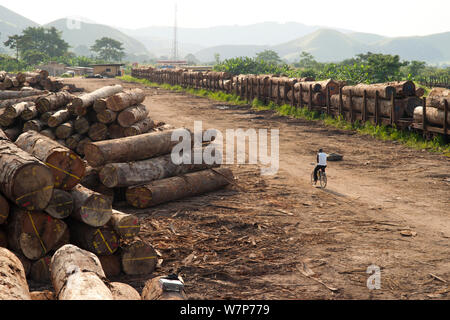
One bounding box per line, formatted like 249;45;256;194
171;3;179;61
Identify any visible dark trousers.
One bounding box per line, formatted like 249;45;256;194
314;165;327;181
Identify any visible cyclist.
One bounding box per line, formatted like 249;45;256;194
313;149;328;185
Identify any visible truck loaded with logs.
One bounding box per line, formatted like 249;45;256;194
0;74;235;300
132;66;449;138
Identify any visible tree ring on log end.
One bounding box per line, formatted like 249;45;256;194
45;151;85;191
125;187;152;209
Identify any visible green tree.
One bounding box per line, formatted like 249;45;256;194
256;50;282;65
21;50;49;65
185;53;199;65
404;60;427;78
356;52;407;83
4;34;22;60
214;53;221;65
297;51;319;69
91;37;125;62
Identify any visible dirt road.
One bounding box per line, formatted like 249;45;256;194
55;78;449;300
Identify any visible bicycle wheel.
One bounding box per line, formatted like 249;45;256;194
320;172;327;189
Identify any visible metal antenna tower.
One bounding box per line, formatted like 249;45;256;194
171;3;179;61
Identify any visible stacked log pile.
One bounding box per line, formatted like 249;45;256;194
0;83;234;300
0;70;77;93
413;88;449;128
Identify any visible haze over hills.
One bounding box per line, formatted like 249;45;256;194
0;4;448;65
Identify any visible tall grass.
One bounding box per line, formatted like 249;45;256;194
118;75;450;157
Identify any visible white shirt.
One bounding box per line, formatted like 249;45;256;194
318;153;327;166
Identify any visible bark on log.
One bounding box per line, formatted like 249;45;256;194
7;208;68;260
414;106;450;127
69;184;112;227
126;167;233;209
44;189;73;219
0;89;44;100
0;193;10;225
10;251;32;277
98;254;121;278
40;111;55;125
85;128;192;167
141;276;186;300
74;116;91;135
0;96;40;109
0;132;54;210
117;104;149;127
20;105;39;121
55;121;74;140
0;248;31;300
15;131;85;190
342;84;396;99
110;282;141;300
23;119;45;133
4;102;35;119
30;255;52;283
50;244;113;300
106;88;146;112
427;89;449;109
123;118;155;137
73;85;123;116
108;210;140;239
69;220;119;256
120;238;157;275
47;109;71;128
35;92;74;113
384;81;416;97
97;109;117;124
30;291;55;301
108;124;125;139
0;112;16;127
100;151;218;188
93;98;107;113
80;166;100;190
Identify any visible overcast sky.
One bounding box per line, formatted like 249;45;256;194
3;0;449;37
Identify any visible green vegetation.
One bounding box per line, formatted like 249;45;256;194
118;75;450;157
91;37;125;62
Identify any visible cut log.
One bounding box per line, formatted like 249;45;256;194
20;105;39;121
30;255;52;283
117;104;149;127
55;121;74;140
44;189;73;219
76;137;92;156
108;124;125;139
0;131;54;210
126;167;233;209
110;282;141;300
0;96;40;109
106;88;146;112
93;98;107;113
0;112;16;127
3;127;21;142
88;122;108;141
40;111;55;125
415;87;425;98
99;151;218;188
7;208;68;260
0;248;31;300
74;116;91;134
69;184;112;227
4;102;35;119
50;244;113;300
84;128;192;167
65;134;83;150
120;238;157;275
47;109;71;128
0;193;10;225
141;276;186;300
384;81;416;97
15;131;85;190
98;254;121;278
0;89;44;100
69;219;119;256
414;106;450;127
342;83;396;99
30;291;55;301
23;119;46;133
97;109;117;124
73;85;123;116
40;129;56;140
108;210;140;239
35;92;74;113
123;118;155;136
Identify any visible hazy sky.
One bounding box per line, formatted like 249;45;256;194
3;0;449;36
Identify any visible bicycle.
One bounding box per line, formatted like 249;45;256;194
311;167;327;189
